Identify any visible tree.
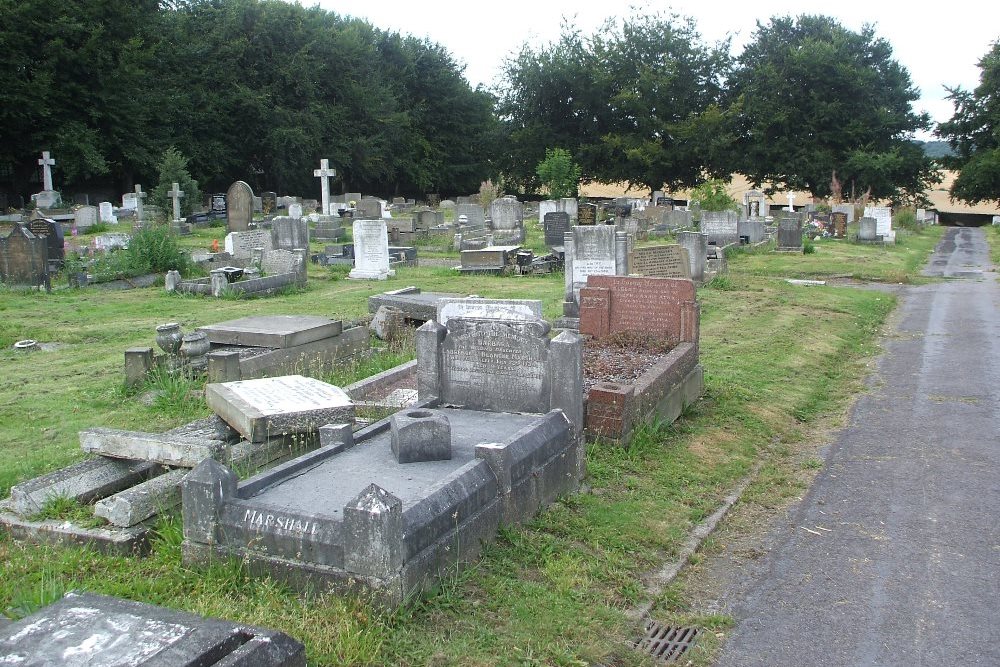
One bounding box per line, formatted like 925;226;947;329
152;148;201;217
535;148;581;198
938;41;1000;207
497;13;731;193
729;15;939;203
689;179;738;212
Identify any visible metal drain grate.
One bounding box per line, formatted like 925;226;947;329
633;622;699;664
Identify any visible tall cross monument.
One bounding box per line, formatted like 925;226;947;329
313;159;336;216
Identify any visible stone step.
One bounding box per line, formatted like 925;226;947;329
10;457;161;516
92;468;189;528
79;428;227;468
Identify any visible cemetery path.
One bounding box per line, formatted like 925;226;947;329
711;227;1000;666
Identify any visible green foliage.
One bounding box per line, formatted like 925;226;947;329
534;148;581;198
803;240;816;254
939;41;1000;206
498;11;732;192
83;225;192;282
478;179;502;209
689;179;738;212
729;15;939;203
152;148;201;218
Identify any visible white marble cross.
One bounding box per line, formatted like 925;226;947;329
313;159;336;216
38;151;55;191
168;182;185;221
134;184;147;221
786;193;796;211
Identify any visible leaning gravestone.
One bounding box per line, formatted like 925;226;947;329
27;217;65;265
0;592;305;666
676;231;707;283
577;203;598;226
226;181;254;232
348;219;394;280
628;244;691;279
543;211;570;249
0;224;49;290
489;196;522;230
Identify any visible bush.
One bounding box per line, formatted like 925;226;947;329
689;179;739;212
893;209;919;231
84;225;192;282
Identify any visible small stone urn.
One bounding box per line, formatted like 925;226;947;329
179;331;210;371
155;323;184;356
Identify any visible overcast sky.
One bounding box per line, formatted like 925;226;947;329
310;0;998;139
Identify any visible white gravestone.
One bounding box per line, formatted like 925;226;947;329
288;202;303;219
313;159;336;220
348;219;395;280
98;201;117;224
863;206;895;242
168;182;184;221
38;151;55;191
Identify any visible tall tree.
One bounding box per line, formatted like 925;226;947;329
729;15;938;203
938;40;1000;207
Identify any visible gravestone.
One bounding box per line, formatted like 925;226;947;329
75;205;98;230
743;190;767;219
261;191;277;217
121;192;138;210
577;203;598;226
33;151;60;209
580;275;699;343
863;206;894;242
676;231;707;283
831;211;848;238
93;233;131;251
357;197;383;219
167;182;185;222
368;287;466;323
313;159;336;216
858;217;878;241
0;224;49;290
436;298;544;325
700;210;739;246
287;202;303;219
776;215;803;250
0;592;305;667
543;211;570;249
489;196;522;230
454;203;485;228
210;193;227;214
560;198;578;220
27;217;65;265
270;216;309;250
459;246;519;272
538;200;559;226
832;203;855;223
737;218;765;244
348;219;394;280
98;201;116;224
226;181;254;232
628;244;691;279
224;229;273;259
260;248;305;279
562;225;628;319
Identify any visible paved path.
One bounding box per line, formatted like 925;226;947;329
716;227;1000;666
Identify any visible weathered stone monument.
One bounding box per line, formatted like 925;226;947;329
348;218;394;280
776;214;804;251
31;151;61;209
863;206;895;243
676;231;707;283
489;196;523;230
543;211;570;249
226;181;254;232
577;202;598;226
270;216;309;251
628;244;691;279
743;189;767;219
701;210;740;246
831;211;848;238
0;224;49;290
167;182;184;222
562;225;629;324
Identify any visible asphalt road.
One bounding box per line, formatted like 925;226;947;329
716;227;1000;666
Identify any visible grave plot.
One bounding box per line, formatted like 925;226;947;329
167;246;307;297
0;592;305;666
579;276;704;444
125;315;368;388
181;303;584;605
368;287;467;325
0;399;337;554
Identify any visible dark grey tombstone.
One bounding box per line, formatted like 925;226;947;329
357;197;382;219
777;216;803;250
210;193;227;214
226;181;254;232
831;212;848;238
27;217;65;263
544;212;571;248
261;191;277;217
0;592;305;666
578;203;598;226
0;224;49;290
270;216;309;250
859;216;878;241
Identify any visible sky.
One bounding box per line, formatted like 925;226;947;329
309;0;999;140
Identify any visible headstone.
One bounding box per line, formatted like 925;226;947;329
313;158;337;218
737;218;765;244
132;184;147;223
348;219;394;280
260;248;305;277
628;244;691;279
252;196;263;213
580;275;699;343
0;592;306;667
832;203;855;223
32;151;60;208
863;206;894;241
270;216;309;250
98;201;116;224
357;197;383;219
743;190;767;219
167;182;184;221
577;203;598;226
121;193;138;210
210;193;227;214
454;203;485;228
37;151;55;191
0;224;49;290
489;196;522;230
206;375;353;442
74;205;98;230
93;233;131;251
563;225;628;318
436;298;544;325
858;217;878;241
287;202;303;219
700;210;739;246
344;192;362;207
560;197;578;220
776;215;803;250
27;217;65;264
261;191;277;217
224;229;273;259
831;211;848;238
226;181;254;232
786;193;796;211
538;200;559;225
676;231;707;283
543;211;570;248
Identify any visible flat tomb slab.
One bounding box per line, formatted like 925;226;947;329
249;408;540;513
0;592;305;666
198;315;342;348
367;288;465;322
206;375;353;443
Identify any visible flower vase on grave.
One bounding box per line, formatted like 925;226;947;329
156;323;184;371
180;331;210;373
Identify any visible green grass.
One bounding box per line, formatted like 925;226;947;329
0;233;938;663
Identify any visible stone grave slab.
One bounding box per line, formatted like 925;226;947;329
628;244;691;279
0;592;305;666
459;245;519;272
368;287;465;323
79;428;228;468
198;315;342;348
206;375;354;442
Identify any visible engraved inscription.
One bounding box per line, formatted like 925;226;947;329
629;245;689;278
244;508;319;536
229;376;349;414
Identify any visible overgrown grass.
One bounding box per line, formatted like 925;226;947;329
0;236;934;664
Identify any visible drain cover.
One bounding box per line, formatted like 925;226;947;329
633;622;699;664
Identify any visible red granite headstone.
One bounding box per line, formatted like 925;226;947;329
579;275;698;344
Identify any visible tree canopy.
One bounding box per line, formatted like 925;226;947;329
938;41;1000;207
728;15;938;203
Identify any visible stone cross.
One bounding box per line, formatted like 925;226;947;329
313;158;336;216
786;193;795;211
38;151;55;191
134;184;147;221
168;182;184;221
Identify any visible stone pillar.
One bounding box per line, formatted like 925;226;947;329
165;269;181;292
292;248;307;282
563;231;575;306
615;231;629;275
415;320;446;401
549;330;583;444
210;269;227;297
182;459;237;545
124;347;154;389
207;350;241;383
342;484;403;579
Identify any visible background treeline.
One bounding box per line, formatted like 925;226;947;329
1;0;993;205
